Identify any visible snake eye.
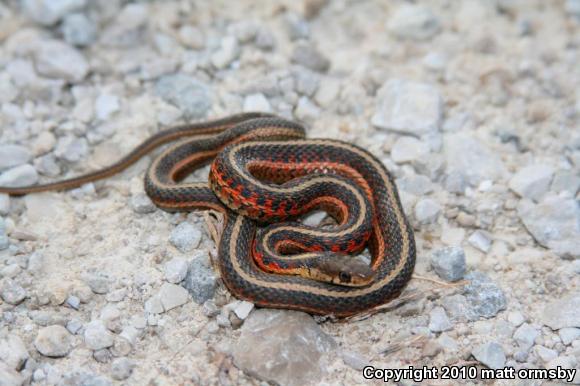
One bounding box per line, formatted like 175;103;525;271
338;271;351;283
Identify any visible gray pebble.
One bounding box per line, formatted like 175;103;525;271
472;342;506;369
534;345;558;362
513;323;539;350
255;27;276;50
551;171;580;195
35;154;61;177
387;4;440;41
291;44;330;72
164;257;189;284
0;164;39;187
66;319;83;335
391;137;429;164
158;282;190;311
155;74;211;119
130;193;156;214
0;263;19;280
169;222;202;253
61;13;97;47
0;334;29;371
508;164;554;202
294;96;320;121
95;93;120;121
559;327;580;345
65;295;81;310
183;252;217;304
444;171;468;194
431;247;466;282
34;40;89;82
243;93;272;113
445;133;507;186
55;136;89;163
414;198;441;224
211;36;240;69
294;70;319;97
507;311;526;327
340;350;370;371
23;0;86;26
464;271;506;319
441;294;478;323
0;145;31;172
34;325;73;357
111;357;135;381
540;292;580;329
517;196;580;259
428;306;453;332
84;320;115;350
396;174;434;196
284;12;309;40
0;279;27;305
372;79;443;136
468;230;492;253
84;274;111;294
93;348;112;363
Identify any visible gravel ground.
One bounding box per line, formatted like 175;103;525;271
0;1;579;385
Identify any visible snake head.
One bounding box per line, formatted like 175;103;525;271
312;254;375;287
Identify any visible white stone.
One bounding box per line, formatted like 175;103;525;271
468;230;492;253
84;320;115;350
169;222;202;253
158;283;189;311
472;342;506;369
294;96;320;121
0;165;38;187
23;0;86;26
391;136;429;163
211;36;240;69
314;79;340;107
34;40;89;82
517;196;580;259
233;301;255;320
508;164;554;202
95;93;120;120
444;133;507;185
414;198;441;224
34;325;73;357
243;93;272;113
513;323;539;350
387;4;441;40
429;306;453;332
0;145;31;171
164;257;189;284
372;79;443;136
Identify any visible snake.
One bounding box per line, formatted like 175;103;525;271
0;113;416;316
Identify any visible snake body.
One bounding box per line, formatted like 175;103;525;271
0;113;416;316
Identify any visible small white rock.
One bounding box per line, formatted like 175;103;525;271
391;136;429;164
164;257;189;284
84;320;115;350
243;93;272;113
158;283;190;311
508;164;554;202
468;230;492;253
34;40;89;82
34;325;73;357
414;198;441;224
387;4;441;40
372;79;443;136
0;165;39;187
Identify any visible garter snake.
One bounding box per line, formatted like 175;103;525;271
0;113;416;316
